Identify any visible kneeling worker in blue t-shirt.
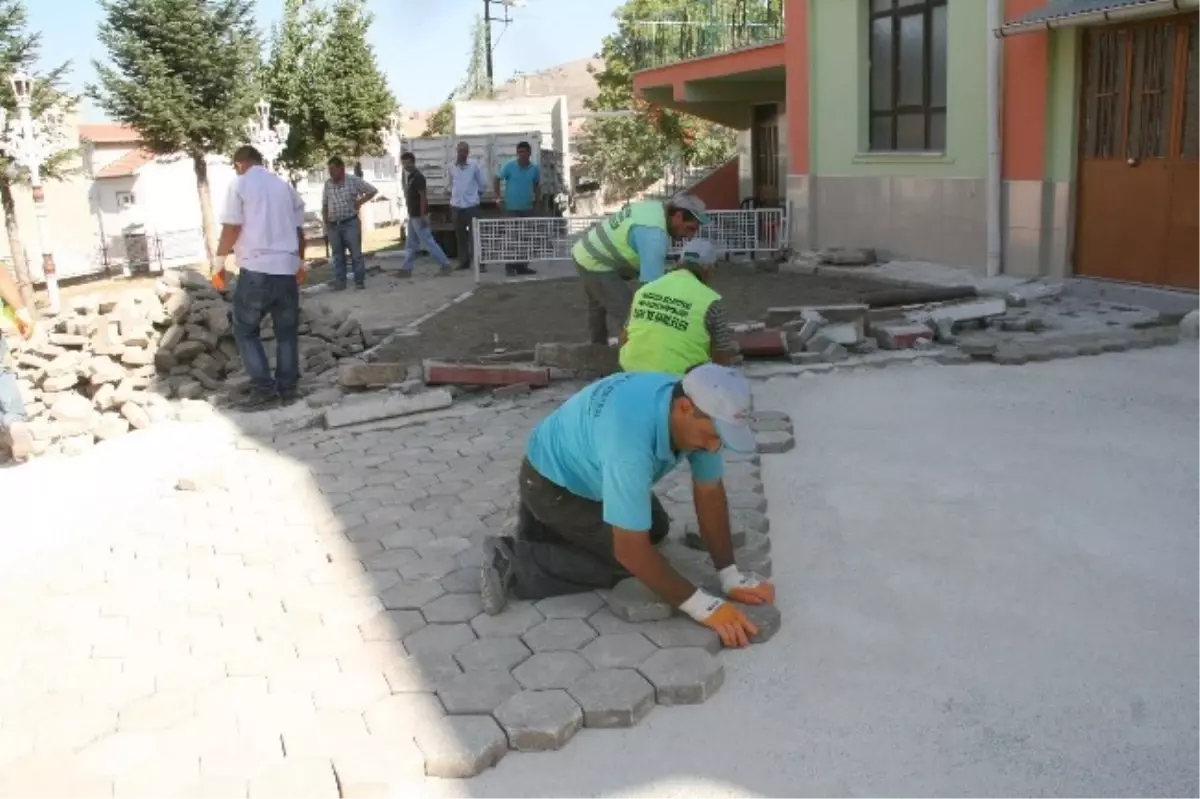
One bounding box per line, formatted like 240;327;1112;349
479;364;775;648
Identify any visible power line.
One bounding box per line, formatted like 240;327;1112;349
482;0;523;91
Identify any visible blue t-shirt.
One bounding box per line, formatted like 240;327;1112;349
498;160;540;211
525;372;725;531
630;225;670;282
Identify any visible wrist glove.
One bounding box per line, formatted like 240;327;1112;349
296;266;308;286
12;307;33;340
679;589;758;649
719;565;776;605
209;256;228;291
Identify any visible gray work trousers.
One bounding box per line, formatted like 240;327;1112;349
575;262;636;345
509;458;670;600
453;205;479;269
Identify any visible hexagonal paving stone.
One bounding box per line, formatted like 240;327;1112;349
453;636;532;672
534;592;605;620
511;651;593;690
638;647;724;705
735;551;773;578
493;690;584;752
640;617;720;654
732;509;770;535
682;523;746;550
363;692;446;737
381;653;461;693
417;537;472;560
739;531;771;556
756;431;795;453
441;568;481;594
521;619;598;653
380;527;435;550
413;715;508;778
380;579;445;611
604;578;673;622
399;556;459;582
580;634;658;669
727;492;768;513
586;607;655;636
403;623;477;657
421;593;484;624
469;602;545;638
362;548;420;572
737;602;782;644
568;668;656;728
358;610;426;642
436;669;522;715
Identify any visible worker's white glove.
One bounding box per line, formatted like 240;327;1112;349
679;588;759;649
718;565;776;605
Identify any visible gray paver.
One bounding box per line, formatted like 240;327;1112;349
604;578;673;622
453;637;533;672
640;617;721;654
586;607;655;636
736;551;773;578
493;690;584;752
580;633;658;669
441;567;481;594
413;715;508;778
359;610;427;642
402;623;477;657
417;537;472;560
728;492;769;512
738;602;782;644
381;653;461;692
421;593;483;624
511;651;593;690
363;692;446;737
398;556;458;581
436;669;522;715
568;668;657;729
522;619;598;653
732;509;771;535
379;579;445;611
740;531;772;555
534;592;605;619
469;602;545;638
380;527;435;550
638;647;725;705
362;548;419;571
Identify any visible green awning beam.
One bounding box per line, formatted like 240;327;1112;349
997;0;1198;37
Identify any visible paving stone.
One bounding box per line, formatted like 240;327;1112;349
640;617;721;654
358;610;426;642
417;536;472;560
511;651;593;690
638;647;725;705
749;416;792;433
739;531;771;555
413;715;508;778
736;551;773;578
522;618;598;653
363;692;446;738
421;593;483;624
727;491;768;512
402;623;476;657
379;579;445;611
493;689;584;752
247;757;340;798
731;601;781;644
605;578;673;622
755;431;795;453
534;592;605;619
568;668;657;729
469;602;545;638
436;669;522;714
580;633;658;668
586;607;656;636
380;528;435;550
398;556;458;581
362;548;419;572
453;637;533;672
732;509;770;535
683;527;746;550
1047;344;1080;359
993;345;1029;365
381;653;461;693
440;567;481;594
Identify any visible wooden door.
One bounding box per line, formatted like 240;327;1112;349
750;103;780;204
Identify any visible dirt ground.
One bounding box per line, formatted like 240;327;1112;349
374;265;896;364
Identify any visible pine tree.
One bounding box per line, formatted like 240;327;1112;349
0;0;78;307
89;0;260;262
315;0;396;166
459;15;490;100
264;0;327;183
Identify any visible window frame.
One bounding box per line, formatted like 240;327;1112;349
867;0;949;153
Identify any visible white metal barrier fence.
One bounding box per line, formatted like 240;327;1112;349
471;207;789;282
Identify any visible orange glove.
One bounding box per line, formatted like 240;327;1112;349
210;269;227;291
700;602;759;649
11;307;34;340
296;266;308;285
719;565;775;605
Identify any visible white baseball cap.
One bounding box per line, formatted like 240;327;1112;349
680;238;719;265
669;194;711;225
681;364;756;453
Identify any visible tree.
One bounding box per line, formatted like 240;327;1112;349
579;0;738;202
421;94;454;138
459;15;490;101
314;0;395;166
89;0;260;262
0;0;78;308
264;0;328;183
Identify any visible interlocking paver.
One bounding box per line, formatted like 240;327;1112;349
604;578;674;622
469;602;545;638
379;580;445;611
640;617;721;653
413;715;508;778
586;607;655;636
493;689;584;752
436;669;522;714
421;593;484;624
402;623;477;657
638;647;725;705
534;592;605;619
580;633;659;668
568;668;657;728
398;556;458;582
358;610;426;642
511;651;593;690
738;602;782;643
362;548;419;572
453;636;533;672
379;528;434;550
246;757;340;798
417;537;472;560
522;618;598;652
440;568;481;594
362;693;445;738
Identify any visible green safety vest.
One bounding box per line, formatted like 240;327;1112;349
619;268;720;377
572;201;667;278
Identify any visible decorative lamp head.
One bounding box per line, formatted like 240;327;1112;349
9;71;32;106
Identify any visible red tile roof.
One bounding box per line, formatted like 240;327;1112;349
94;148;156;178
79;123;142;144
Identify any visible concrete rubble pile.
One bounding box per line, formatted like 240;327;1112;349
5;269;373;457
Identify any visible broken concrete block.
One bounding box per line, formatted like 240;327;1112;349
805;321;861;350
413;715;508;778
907;297;1006;326
567;669;656;729
789;351;824;365
637;647;725;705
605;578;673;622
339;361;407;387
533;342;619;375
873;322;936;350
819;343;849;363
734;329;786;358
768;303;866;329
494;690;584;752
323;388;453;428
992;345;1029;365
816;247;875;266
1179;310;1199;339
422;360;550;387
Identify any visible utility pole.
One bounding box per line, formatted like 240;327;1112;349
481;0;522;94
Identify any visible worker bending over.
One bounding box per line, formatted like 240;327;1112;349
619;238;739;376
478;364;775;649
571;194;708;346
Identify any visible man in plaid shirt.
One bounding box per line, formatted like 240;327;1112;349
322;156;378;290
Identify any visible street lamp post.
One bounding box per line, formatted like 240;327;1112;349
243;99;289;174
0;70;69;315
380;111;403;226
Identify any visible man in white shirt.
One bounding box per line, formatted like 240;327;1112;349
213;145;306;409
449;141;488;272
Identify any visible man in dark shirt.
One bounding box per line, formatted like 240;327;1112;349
400;152;451;276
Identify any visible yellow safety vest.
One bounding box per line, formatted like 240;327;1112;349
572;201;667;279
619;269;720;377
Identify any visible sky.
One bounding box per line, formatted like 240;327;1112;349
29;0;623;121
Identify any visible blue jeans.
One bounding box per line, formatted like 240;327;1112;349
327;216;365;285
0;339;25;429
232;270;301;396
402;216;450;270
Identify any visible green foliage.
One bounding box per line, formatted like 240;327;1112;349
459;15;491;100
89;0;260;157
422;95;454;138
315;0;396;160
265;0;328;177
